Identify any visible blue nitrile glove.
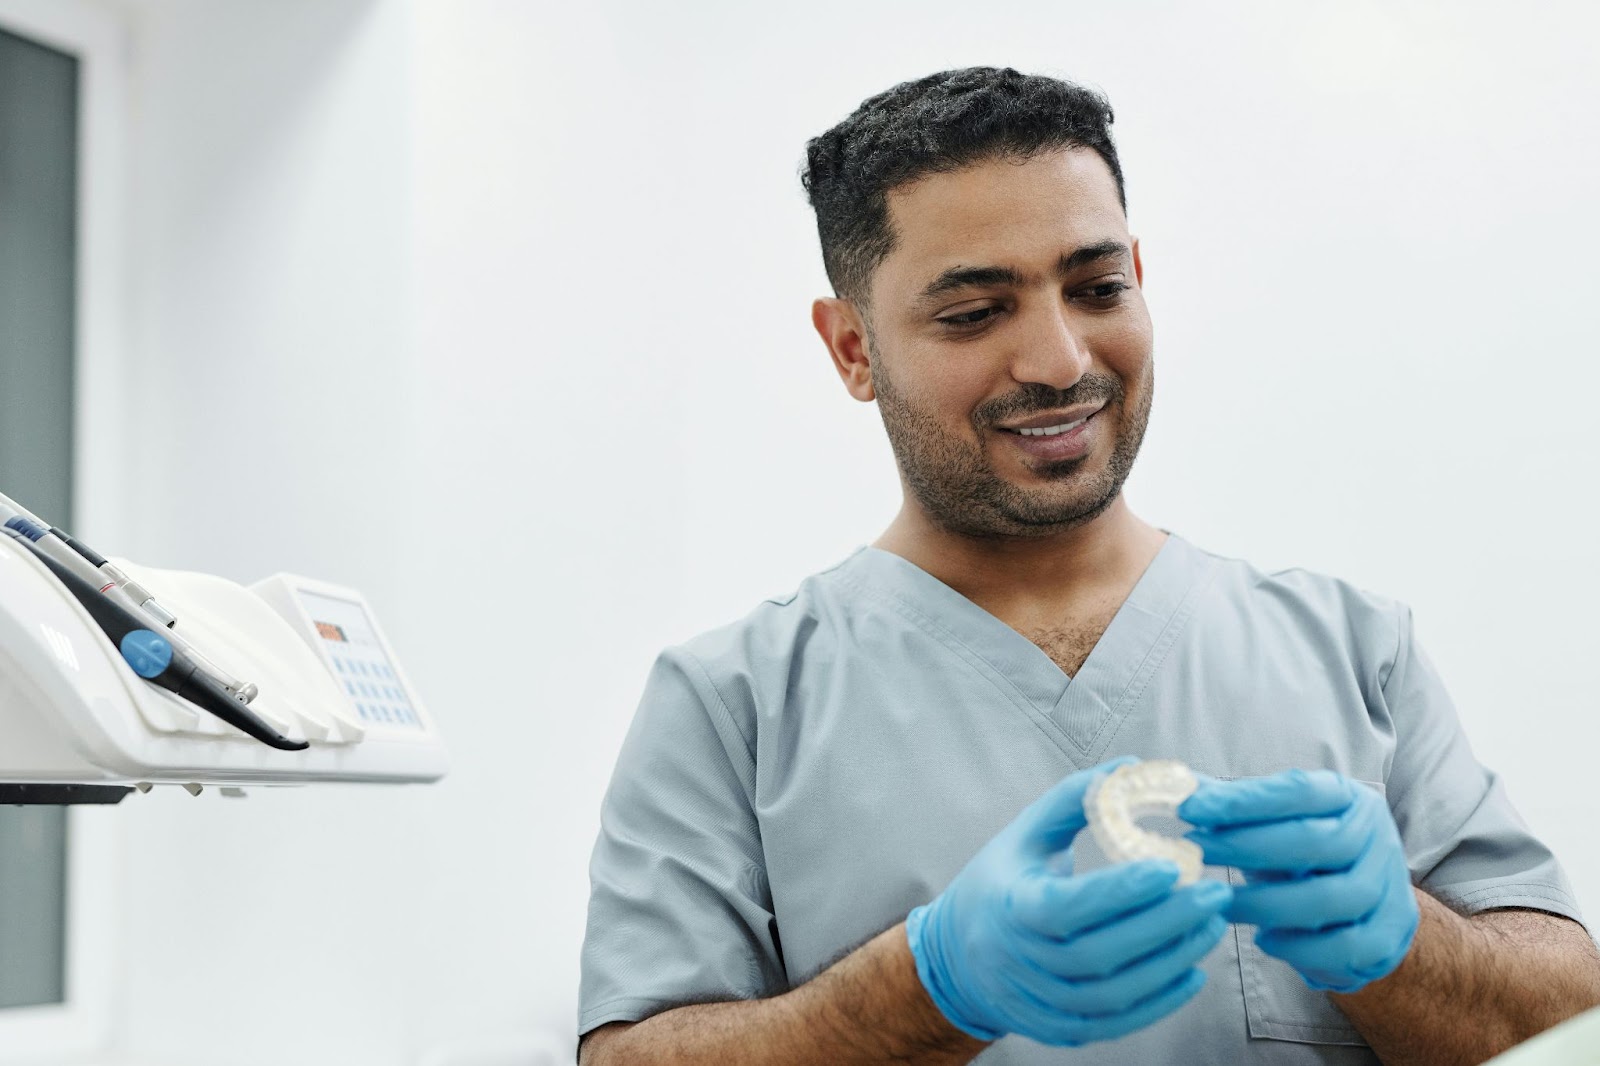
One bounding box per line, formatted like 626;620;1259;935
906;756;1234;1046
1179;769;1420;994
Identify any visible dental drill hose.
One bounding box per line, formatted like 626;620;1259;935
0;527;307;751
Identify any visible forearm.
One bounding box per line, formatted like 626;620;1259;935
1334;889;1600;1065
581;922;989;1066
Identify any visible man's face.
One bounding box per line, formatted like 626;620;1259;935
862;147;1154;539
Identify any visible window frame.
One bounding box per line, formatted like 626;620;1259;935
0;0;127;1058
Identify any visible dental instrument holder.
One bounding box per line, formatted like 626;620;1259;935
0;529;446;801
1;528;303;753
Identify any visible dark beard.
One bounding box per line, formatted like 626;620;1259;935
871;358;1153;540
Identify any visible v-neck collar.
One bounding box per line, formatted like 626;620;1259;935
829;530;1220;760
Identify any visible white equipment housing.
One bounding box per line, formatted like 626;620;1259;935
0;534;446;790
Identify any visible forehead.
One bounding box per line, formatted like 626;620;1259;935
874;147;1127;304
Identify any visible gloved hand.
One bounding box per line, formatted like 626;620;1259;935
1178;768;1420;994
907;756;1234;1046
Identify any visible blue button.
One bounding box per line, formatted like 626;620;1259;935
120;630;173;678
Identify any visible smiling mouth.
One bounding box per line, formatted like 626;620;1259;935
1000;414;1093;437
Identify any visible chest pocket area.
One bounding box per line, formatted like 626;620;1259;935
1228;779;1386;1047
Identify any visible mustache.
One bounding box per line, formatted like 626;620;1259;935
977;378;1120;426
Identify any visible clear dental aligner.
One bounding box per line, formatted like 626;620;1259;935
1086;759;1204;886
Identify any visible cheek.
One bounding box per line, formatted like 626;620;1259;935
1095;333;1152;406
949;378;1004;438
1104;312;1154;377
901;362;994;431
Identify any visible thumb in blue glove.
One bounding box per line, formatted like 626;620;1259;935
908;756;1234;1046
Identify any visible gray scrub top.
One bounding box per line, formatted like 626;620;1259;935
579;531;1583;1062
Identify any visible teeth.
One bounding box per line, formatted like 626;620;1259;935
1017;416;1088;437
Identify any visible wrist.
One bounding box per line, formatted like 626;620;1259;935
906;901;1003;1042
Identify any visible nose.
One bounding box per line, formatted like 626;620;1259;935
1009;298;1092;392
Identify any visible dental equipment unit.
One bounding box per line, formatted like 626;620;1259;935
0;489;446;802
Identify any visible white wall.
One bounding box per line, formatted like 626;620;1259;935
81;0;1600;1063
105;1;441;1063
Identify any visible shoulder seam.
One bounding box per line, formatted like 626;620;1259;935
675;645;758;773
1378;601;1412;696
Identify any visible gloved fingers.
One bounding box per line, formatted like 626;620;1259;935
1252;925;1359;992
1009;899;1211;982
1029;968;1209;1047
1256;924;1410;993
1187;797;1376;874
1051;915;1227;1016
1179;768;1355;830
1052;879;1232;979
989;961;1071;1035
1018;756;1140;857
1224;839;1388;929
1253;877;1420;992
1008;858;1180;940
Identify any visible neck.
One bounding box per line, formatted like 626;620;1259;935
870;494;1167;614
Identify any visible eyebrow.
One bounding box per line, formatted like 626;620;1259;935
913;239;1131;309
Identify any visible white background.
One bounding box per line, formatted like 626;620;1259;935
4;0;1598;1063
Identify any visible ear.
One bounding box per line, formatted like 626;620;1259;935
1131;235;1144;288
812;297;875;402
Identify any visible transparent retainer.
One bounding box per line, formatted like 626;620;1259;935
1085;759;1204;886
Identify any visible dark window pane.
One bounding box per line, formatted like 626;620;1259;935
0;25;77;528
0;22;80;1012
0;807;68;1008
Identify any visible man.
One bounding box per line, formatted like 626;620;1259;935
577;67;1600;1064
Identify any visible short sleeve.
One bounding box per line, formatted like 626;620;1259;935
578;646;785;1037
1380;603;1584;925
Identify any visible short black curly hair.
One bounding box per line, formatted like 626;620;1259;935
801;66;1125;312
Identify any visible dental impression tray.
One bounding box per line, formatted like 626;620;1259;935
1086;759;1203;885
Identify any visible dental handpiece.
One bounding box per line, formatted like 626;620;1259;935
49;527;179;627
129;615;259;705
1;510;259;704
0;525;305;751
0;493;183;628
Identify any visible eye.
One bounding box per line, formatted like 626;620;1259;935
937;306;1003;330
1079;281;1130;303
